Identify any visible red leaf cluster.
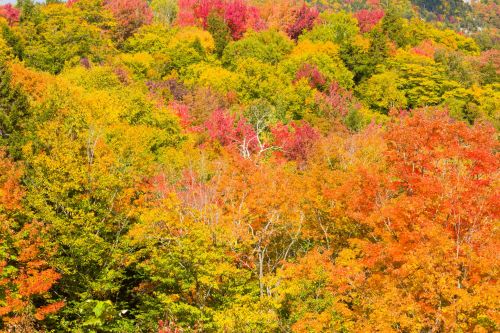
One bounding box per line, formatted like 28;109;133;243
158;320;182;333
0;4;20;25
411;40;436;58
318;82;358;117
105;0;153;39
178;0;262;39
205;109;257;150
295;63;326;90
354;9;384;33
271;121;320;162
286;4;319;40
170;101;192;129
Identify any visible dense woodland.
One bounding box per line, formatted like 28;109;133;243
0;0;498;332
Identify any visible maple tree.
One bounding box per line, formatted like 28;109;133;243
0;5;20;26
271;121;320;162
105;0;153;40
353;8;384;33
286;4;319;40
177;0;261;39
295;63;326;90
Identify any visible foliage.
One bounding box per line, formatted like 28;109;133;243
206;11;232;56
0;151;63;330
151;0;179;25
301;11;359;46
177;0;261;39
105;0;153;40
0;0;498;331
357;71;407;113
286;4;319;41
353;8;384;33
19;3;110;74
0;63;30;157
0;5;20;26
271;121;319;162
222;29;293;68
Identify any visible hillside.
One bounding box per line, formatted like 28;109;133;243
0;0;498;332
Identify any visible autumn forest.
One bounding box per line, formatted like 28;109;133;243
0;0;498;331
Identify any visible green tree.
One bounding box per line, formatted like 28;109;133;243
301;11;359;47
207;11;232;57
340;28;390;83
20;3;108;74
222;30;293;69
0;63;30;158
357;71;407;113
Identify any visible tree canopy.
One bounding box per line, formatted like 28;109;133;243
0;0;498;331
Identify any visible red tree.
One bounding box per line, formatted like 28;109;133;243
169;101;192;129
0;4;20;25
271;121;320;162
354;9;384;33
177;0;262;39
224;0;261;39
286;4;318;40
295;63;326;90
105;0;153;39
194;0;225;28
177;0;198;26
317;82;359;118
205;109;257;153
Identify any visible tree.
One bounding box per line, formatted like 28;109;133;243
20;3;108;74
177;0;261;40
354;9;384;33
17;0;39;23
276;249;353;332
206;11;232;56
258;0;302;32
0;62;30;157
150;0;178;25
340;25;390;83
204;108;261;158
357;71;407;113
224;0;262;40
212;155;306;300
286;4;319;40
0;5;20;25
280;39;354;89
301;11;359;47
0;151;64;330
222;29;293;68
271;121;320;163
69;0;116;31
295;63;327;90
387;50;457;108
381;7;410;47
105;0;153;40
